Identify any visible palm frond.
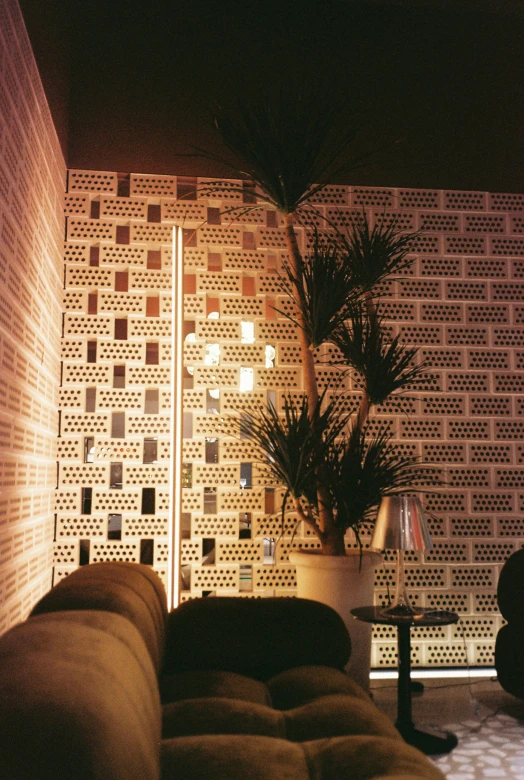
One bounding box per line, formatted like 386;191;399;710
277;231;359;348
328;426;436;531
339;213;420;293
203;90;362;215
237;393;349;505
332;304;427;406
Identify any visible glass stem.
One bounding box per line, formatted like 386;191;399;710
394;549;412;610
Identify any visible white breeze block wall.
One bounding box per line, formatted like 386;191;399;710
60;171;524;669
0;0;66;632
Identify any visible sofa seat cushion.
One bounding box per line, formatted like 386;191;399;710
161;734;445;780
160;669;272;707
268;664;370;710
162;693;400;742
162;697;285;739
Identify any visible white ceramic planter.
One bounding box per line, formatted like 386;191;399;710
289;549;382;690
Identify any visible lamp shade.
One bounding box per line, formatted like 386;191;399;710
371;495;432;552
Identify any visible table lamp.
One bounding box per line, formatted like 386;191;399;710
371;495;432;617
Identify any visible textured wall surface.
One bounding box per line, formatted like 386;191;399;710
60;170;524;668
0;0;66;632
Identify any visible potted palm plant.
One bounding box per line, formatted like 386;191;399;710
193;92;432;687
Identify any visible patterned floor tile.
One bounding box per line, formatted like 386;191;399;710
431;713;524;779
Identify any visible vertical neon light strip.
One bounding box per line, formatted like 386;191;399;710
168;225;184;609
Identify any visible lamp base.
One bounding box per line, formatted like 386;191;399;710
380;602;425;619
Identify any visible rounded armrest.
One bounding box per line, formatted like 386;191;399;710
0;611;161;780
30;562;168;672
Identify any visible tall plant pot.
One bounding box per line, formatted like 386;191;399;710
289;549;382;691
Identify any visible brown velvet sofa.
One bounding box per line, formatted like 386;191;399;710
0;561;444;779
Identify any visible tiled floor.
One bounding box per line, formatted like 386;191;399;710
371;675;524;778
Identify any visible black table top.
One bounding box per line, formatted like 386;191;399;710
351;606;459;627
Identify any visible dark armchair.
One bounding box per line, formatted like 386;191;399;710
495;548;524;699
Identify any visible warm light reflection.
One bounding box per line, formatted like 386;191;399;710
371;668;495;680
240;367;254;392
168;225;184;609
265;345;275;368
184;332;196;376
204;344;220;365
241;321;255;343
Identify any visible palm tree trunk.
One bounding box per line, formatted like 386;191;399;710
282;213;318;415
357;291;376;430
283;213;344;555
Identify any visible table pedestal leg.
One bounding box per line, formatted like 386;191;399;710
395;624;458;755
396;624;414;731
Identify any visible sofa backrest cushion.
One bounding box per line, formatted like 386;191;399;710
30;562;168;672
164;597;351;679
0;610;161;780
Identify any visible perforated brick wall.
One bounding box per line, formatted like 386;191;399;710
0;0;66;632
60;172;524;669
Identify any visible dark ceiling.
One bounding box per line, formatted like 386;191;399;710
20;0;524;192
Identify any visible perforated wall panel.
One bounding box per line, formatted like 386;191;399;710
0;0;66;633
60;170;524;669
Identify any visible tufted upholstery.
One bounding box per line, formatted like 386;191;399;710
30;560;168;673
161;735;443;780
0;610;161;780
0;562;445;779
162;692;401;741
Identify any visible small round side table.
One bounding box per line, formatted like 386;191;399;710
351;605;459;755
